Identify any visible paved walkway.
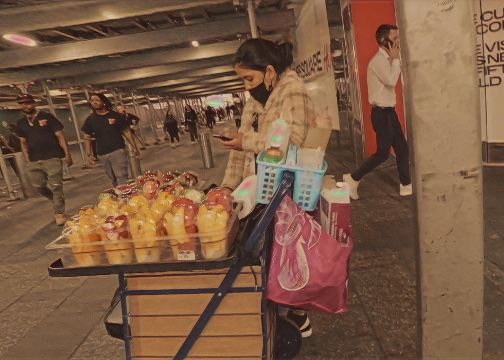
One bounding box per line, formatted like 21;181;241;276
0;121;502;359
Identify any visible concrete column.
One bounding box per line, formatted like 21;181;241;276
394;1;483;358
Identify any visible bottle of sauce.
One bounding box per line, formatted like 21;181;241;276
262;138;284;163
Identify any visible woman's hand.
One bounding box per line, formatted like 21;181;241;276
221;132;244;151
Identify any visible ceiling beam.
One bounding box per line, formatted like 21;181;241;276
137;73;239;90
50;56;233;89
85;25;109;37
0;40;241;86
162;79;242;93
0;10;295;70
0;0;231;34
52;30;81;41
103;65;236;91
175;84;244;96
184;89;244;98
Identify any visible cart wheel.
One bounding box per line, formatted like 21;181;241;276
274;315;302;359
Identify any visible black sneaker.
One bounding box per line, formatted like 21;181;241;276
287;310;312;338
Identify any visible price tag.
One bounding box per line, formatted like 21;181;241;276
177;250;196;261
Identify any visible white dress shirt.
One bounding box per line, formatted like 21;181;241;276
367;48;401;107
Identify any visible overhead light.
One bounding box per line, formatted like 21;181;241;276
102;11;117;20
191;40;199;47
3;34;37;47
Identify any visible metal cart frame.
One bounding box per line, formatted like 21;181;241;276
48;172;299;359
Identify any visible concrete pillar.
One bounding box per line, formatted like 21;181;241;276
394;1;484;358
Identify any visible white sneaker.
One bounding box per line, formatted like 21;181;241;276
171;144;175;148
400;183;413;196
343;173;359;200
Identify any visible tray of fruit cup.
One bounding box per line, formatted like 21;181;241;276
46;170;241;273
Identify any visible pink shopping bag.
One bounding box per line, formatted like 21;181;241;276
267;195;352;314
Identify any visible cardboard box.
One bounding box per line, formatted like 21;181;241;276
303;127;332;150
314;176;352;246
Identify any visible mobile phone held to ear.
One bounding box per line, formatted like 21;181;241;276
213;134;233;141
380;37;394;48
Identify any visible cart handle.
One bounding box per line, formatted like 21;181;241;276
174;171;295;360
242;171;294;253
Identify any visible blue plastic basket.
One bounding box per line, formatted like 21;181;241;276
256;151;327;211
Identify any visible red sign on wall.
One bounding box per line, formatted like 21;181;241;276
350;0;406;156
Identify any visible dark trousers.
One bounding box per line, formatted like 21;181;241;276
206;117;214;129
188;123;198;142
165;123;180;143
352;107;411;185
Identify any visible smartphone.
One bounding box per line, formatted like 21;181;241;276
381;37;394;48
213;134;233;141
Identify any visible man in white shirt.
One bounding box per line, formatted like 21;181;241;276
344;24;412;199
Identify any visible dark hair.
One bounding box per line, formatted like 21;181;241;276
233;38;294;74
375;24;398;45
89;93;113;111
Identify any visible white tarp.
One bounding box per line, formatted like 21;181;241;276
293;0;340;130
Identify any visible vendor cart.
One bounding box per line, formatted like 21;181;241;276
48;172;302;359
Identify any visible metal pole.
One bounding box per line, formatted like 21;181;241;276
66;89;89;169
44;83;72;180
247;0;258;38
12;152;37;199
126;142;142;179
131;92;148;146
83;87;91;102
0;153;19;201
145;94;161;145
395;1;483;358
111;91;119;107
198;132;214;169
43;83;56;116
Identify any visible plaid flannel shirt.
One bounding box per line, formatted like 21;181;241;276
221;70;314;190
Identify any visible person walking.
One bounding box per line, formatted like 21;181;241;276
15;94;73;226
225;103;231;121
204;106;215;130
232;103;242;128
218;38;314;337
343;24;412;200
163;109;180;148
116;104;144;148
184;104;198;143
82;93;139;187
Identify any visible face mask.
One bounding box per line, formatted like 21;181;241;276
249;75;272;106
